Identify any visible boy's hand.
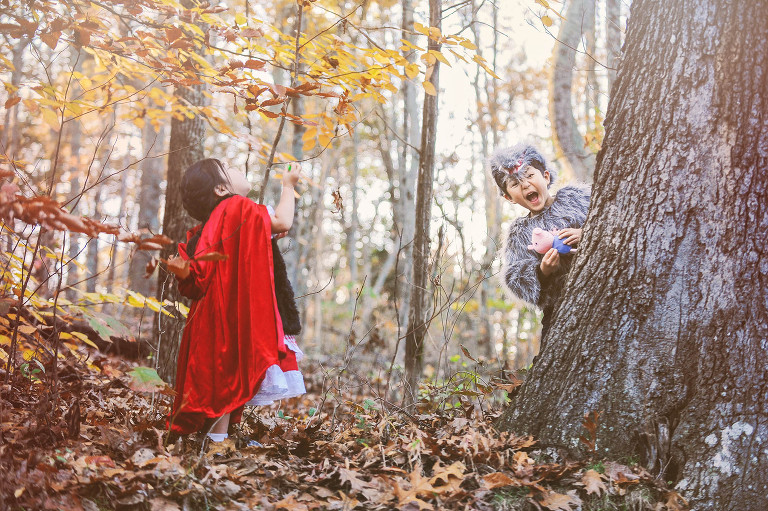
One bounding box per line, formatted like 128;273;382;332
558;228;582;246
282;163;301;188
166;255;190;280
540;248;560;276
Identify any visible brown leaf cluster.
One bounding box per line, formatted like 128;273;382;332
0;309;686;511
0;182;173;250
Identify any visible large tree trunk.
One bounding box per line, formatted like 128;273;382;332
155;78;208;383
497;1;768;509
402;0;441;407
549;0;596;181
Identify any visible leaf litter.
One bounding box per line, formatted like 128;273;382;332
0;315;688;510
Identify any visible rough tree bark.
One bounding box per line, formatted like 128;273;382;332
498;1;768;509
155;79;208;383
403;0;441;407
549;0;596;181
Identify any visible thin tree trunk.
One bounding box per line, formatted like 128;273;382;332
347;134;360;312
605;0;621;94
85;187;103;294
64;172;82;300
128;122;165;296
471;0;501;361
396;0;420;351
307;152;333;344
584;6;597;134
1;38;28;163
105;157;129;293
498;1;768;508
282;10;306;293
549;0;597;180
403;0;441;408
357;130;401;329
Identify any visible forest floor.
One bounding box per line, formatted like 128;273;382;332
0;313;689;511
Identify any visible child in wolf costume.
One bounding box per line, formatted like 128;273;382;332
489;144;591;344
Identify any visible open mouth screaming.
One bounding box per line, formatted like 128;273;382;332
525;191;540;204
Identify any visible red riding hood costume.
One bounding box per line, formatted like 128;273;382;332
168;195;304;435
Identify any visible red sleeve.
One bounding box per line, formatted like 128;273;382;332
176;227;211;300
177;271;205;300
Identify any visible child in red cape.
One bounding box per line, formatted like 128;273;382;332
165;158;303;442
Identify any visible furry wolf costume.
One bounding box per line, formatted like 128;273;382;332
489;144;591;341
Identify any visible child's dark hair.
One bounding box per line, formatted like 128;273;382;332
181;158;232;256
488;144;556;197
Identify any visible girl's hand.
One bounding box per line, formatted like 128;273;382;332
282;163;301;188
271;164;301;233
558;228;583;246
540;248;560;276
166;255;190;280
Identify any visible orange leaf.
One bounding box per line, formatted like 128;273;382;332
74;26;91;46
273;494;308;510
40;31;61;50
137;242;164;251
459;344;477;362
5;96;21;109
244;59;265;70
422;81;437;96
141;234;174;246
240;28;263;38
165;26;183;42
539;490;582;511
260;109;280;119
85;456;115;468
195;252;229;262
482;472;517;490
580;469;607;496
261;97;286;107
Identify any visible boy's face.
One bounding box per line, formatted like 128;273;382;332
504;166;553;214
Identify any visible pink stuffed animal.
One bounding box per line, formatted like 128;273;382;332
528;227;575;255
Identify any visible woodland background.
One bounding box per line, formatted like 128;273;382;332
0;0;737;509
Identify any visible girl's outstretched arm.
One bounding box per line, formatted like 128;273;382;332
271;163;301;233
166;254;206;300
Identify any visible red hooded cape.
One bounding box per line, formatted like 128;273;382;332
168;195;285;434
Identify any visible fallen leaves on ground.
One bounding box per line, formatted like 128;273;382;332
0;313;686;510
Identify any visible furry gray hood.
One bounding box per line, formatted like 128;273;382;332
488;144;557;196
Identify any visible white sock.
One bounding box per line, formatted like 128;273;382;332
207;432;228;442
